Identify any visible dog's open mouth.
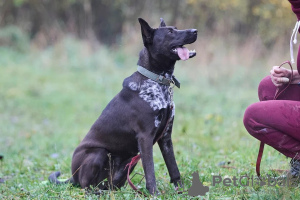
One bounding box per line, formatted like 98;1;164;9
171;46;196;61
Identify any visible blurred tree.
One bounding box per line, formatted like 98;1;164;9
0;0;295;47
91;0;124;44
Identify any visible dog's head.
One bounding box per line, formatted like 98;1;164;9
138;18;197;62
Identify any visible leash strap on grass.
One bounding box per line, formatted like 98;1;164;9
256;142;265;178
125;154;145;196
256;60;293;178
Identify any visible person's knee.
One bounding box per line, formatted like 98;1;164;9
243;103;259;136
258;76;276;101
244;102;271;141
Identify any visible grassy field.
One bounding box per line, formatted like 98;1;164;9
0;37;299;199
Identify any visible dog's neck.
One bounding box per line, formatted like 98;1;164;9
137;47;175;78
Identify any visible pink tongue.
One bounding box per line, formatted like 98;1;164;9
177;47;189;60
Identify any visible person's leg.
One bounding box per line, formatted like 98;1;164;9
244;75;300;175
244;100;300;160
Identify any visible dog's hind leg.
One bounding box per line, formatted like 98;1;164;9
108;156;137;189
73;148;110;190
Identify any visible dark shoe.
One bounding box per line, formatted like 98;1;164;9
290;159;300;177
274;159;300;187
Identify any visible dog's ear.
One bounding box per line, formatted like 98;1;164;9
159;18;166;27
138;18;154;46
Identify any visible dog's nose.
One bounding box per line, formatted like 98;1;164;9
190;29;198;34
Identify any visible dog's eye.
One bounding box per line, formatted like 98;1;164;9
168;29;173;34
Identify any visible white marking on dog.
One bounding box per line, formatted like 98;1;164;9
163;102;175;136
139;78;176;130
171;101;175;118
139;79;170;111
129;82;139;91
154;116;161;127
164;123;172;136
164;130;168;136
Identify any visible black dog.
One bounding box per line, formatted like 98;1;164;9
49;18;197;195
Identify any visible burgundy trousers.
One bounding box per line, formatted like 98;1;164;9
244;76;300;160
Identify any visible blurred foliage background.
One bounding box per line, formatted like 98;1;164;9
1;0;300;199
0;0;295;47
0;0;297;73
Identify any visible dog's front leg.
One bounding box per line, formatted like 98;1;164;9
138;136;157;195
158;125;182;188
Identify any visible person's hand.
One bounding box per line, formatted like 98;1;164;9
270;66;292;87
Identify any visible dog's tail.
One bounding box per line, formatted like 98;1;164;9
48;171;74;185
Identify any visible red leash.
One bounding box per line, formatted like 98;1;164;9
125;105;174;196
256;61;294;178
125;154;143;194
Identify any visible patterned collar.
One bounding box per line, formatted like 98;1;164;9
137;65;180;88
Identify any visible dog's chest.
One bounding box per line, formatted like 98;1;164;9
129;79;175;127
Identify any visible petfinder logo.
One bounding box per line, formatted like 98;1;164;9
187;172;298;197
212;174;298;187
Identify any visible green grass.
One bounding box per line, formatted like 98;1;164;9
0;37;299;199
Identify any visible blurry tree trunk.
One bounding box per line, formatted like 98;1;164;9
69;1;93;39
244;0;261;34
170;0;179;25
0;0;16;26
91;0;124;45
